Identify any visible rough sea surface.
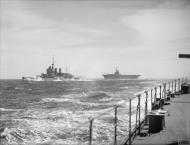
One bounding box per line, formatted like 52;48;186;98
0;79;166;145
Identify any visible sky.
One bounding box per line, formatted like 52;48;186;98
0;0;190;79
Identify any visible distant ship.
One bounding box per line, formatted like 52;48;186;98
22;58;81;81
103;68;140;80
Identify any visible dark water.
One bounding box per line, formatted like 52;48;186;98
0;79;164;145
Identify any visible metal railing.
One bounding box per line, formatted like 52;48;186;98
87;76;189;145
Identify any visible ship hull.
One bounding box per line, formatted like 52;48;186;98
103;74;140;80
22;76;81;82
41;77;74;81
22;77;44;82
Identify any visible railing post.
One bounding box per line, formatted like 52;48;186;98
114;106;118;145
172;80;174;93
145;91;148;124
168;81;170;92
174;80;177;93
163;83;166;99
138;95;141;135
154;87;157;102
89;118;93;145
135;103;139;137
151;89;153;111
178;78;180;92
129;98;132;145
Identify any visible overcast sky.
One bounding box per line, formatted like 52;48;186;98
0;0;190;79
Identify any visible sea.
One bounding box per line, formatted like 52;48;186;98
0;79;167;145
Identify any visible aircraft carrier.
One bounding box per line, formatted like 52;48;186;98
103;68;140;80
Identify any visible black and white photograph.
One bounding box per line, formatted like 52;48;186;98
0;0;190;144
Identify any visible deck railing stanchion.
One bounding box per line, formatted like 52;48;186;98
145;91;148;124
178;78;180;92
114;106;118;145
151;89;153;110
172;80;174;93
135;103;139;137
169;81;170;92
154;87;157;102
165;83;167;98
163;83;166;100
129;98;132;145
138;95;141;135
154;87;157;101
174;80;177;93
89;118;93;145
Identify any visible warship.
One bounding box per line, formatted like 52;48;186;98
103;68;140;80
22;58;80;81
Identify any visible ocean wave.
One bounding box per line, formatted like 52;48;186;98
0;109;92;145
41;97;85;107
0;108;19;112
41;97;105;111
42;98;72;103
14;87;25;90
0;105;140;145
99;97;113;102
120;86;129;89
116;100;127;106
41;91;112;105
0;79;157;145
87;92;110;100
14;87;32;91
139;80;162;87
41;92;87;103
0;126;52;145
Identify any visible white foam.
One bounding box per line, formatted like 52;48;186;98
42;97;72;103
0;108;18;112
2;80;160;144
2;102;141;145
14;87;25;90
41;96;99;109
120;86;129;89
99;97;113;102
116;100;126;106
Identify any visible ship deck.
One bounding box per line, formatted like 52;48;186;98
132;93;190;145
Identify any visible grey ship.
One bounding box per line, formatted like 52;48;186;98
40;61;74;81
22;58;79;81
103;68;140;80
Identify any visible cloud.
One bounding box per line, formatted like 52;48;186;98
0;2;109;53
157;0;190;9
121;6;190;46
119;2;190;77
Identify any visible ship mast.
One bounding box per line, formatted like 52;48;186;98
52;56;54;69
53;56;54;65
115;65;119;75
